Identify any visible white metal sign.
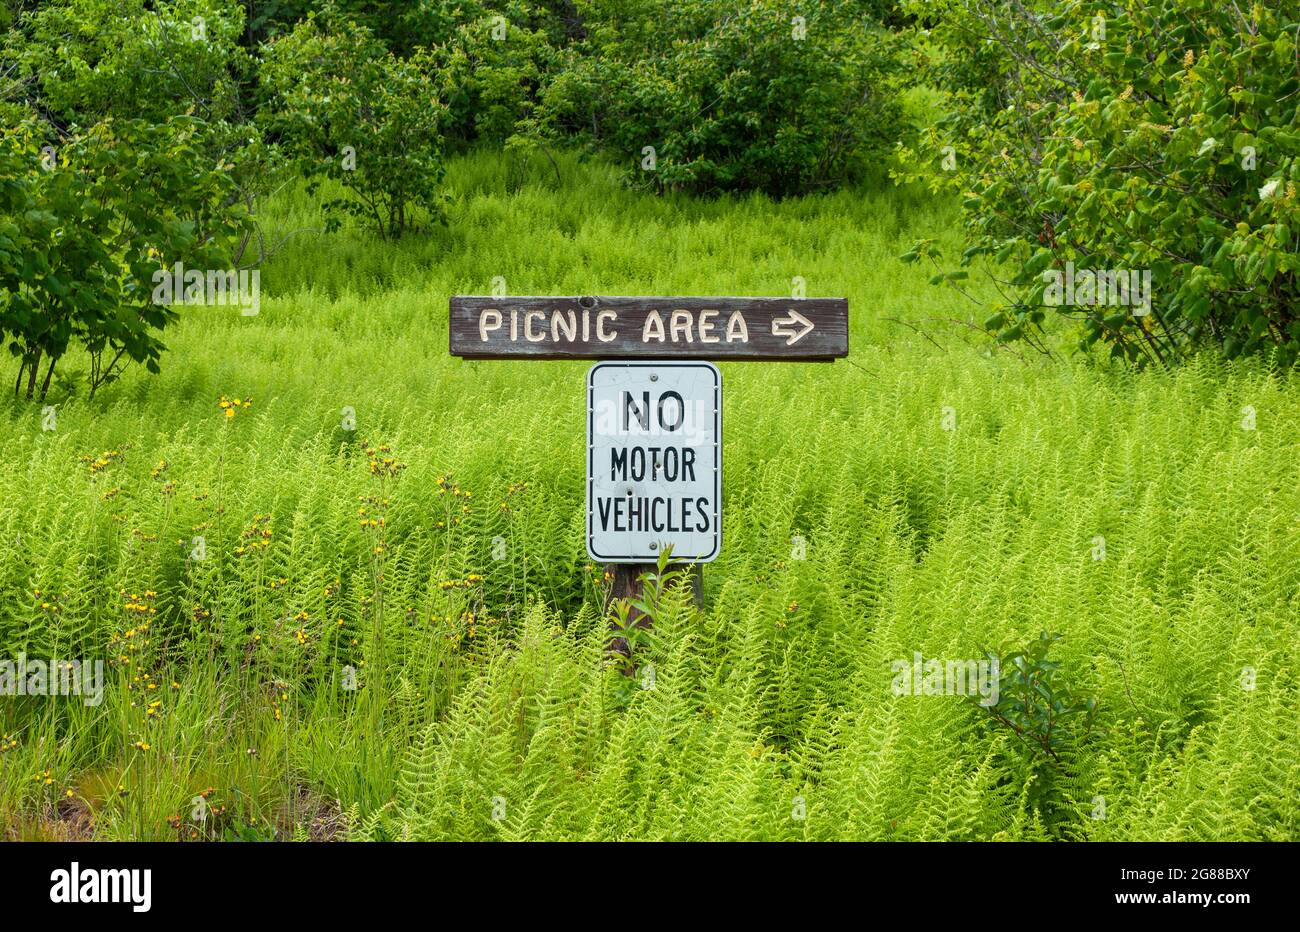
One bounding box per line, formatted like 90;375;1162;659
586;360;721;563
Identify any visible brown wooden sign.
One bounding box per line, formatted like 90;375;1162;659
449;295;848;361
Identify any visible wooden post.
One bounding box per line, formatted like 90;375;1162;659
606;563;653;659
605;563;703;659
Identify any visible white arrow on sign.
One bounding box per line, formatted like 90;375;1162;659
771;309;814;345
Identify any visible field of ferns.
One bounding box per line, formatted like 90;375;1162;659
1;152;1297;841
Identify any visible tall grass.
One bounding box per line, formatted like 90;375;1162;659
1;150;1296;840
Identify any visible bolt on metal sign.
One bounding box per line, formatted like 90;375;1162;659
586;361;721;563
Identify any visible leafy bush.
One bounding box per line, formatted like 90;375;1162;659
896;0;1300;367
540;0;908;196
260;10;448;237
6;0;278;262
245;2;570;153
236;0;583;55
972;632;1097;763
432;5;563;148
0;119;250;400
13;0;248;127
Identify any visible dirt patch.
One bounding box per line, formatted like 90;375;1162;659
5;797;96;841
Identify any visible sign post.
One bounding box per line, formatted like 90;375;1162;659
449;294;848;653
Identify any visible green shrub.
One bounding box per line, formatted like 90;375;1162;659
540;0;909;196
0;119;250;400
13;0;248;127
5;0;278;261
434;7;563;147
259;10;449;238
239;1;583;57
973;632;1098;763
267;0;484;56
896;0;1300;367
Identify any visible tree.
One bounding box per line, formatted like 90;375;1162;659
259;10;449;238
896;0;1300;367
537;0;908;197
7;0;280;266
0;118;251;401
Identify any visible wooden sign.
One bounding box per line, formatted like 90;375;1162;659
450;295;848;360
586;361;721;563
